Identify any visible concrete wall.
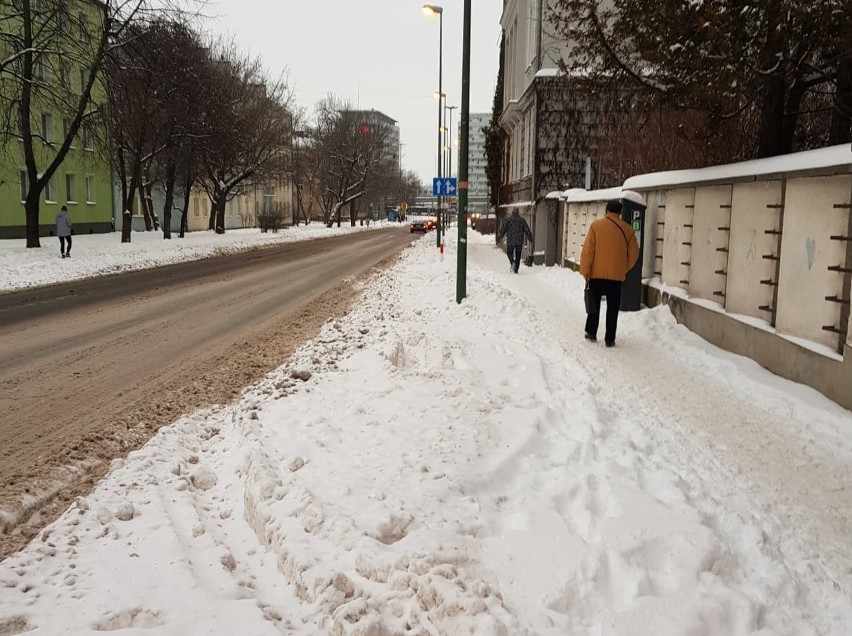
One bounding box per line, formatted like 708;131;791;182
689;185;732;303
643;189;665;278
661;188;695;289
555;147;852;410
775;175;852;349
562;200;605;268
726;181;783;320
646;286;852;411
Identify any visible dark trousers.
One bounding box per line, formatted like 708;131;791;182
59;235;72;255
506;244;522;272
584;279;622;343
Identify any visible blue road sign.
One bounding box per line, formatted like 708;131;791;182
432;178;458;197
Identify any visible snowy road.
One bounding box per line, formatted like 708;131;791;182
1;228;850;635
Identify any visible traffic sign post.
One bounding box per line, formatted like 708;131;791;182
432;178;458;197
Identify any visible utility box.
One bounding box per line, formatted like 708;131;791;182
620;191;647;311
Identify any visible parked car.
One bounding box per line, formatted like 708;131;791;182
409;215;434;233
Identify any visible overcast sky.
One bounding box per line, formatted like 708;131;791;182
205;1;503;188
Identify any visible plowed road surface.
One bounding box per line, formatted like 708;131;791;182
0;228;417;558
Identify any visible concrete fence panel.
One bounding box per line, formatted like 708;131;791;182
660;188;696;290
643;190;665;278
775;175;852;350
726;180;784;321
689;185;733;303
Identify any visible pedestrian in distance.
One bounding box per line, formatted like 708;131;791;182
497;207;533;274
56;205;73;259
579;199;639;347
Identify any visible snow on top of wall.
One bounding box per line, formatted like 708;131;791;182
550;187;647;206
564;187;623;203
534;68;560;78
623;144;852;190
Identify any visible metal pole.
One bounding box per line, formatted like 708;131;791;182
456;0;470;302
445;105;456;179
436;12;443;248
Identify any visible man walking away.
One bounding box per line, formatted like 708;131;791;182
56;205;73;258
497;208;533;273
579;199;639;347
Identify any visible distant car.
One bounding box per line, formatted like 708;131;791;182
409;216;434;233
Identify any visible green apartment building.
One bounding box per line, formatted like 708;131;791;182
0;0;113;239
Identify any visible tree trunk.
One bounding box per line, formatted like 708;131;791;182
148;185;160;231
141;186;154;231
24;192;42;248
214;192;227;234
121;180;138;243
162;170;176;240
830;45;852;144
780;76;807;154
756;3;790;158
179;181;192;239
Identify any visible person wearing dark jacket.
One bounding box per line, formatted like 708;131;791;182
55;205;72;258
579;199;639;347
497;208;533;273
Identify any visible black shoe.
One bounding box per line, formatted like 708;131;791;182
605;341;615;348
584;333;596;342
61;253;65;258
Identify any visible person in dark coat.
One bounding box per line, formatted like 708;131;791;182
579;199;639;347
55;205;73;258
497;208;533;273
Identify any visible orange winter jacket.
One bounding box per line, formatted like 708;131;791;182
579;213;640;281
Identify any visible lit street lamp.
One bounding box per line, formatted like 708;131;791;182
423;4;443;249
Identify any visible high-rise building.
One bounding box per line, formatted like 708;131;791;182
463;113;490;215
342;109;401;172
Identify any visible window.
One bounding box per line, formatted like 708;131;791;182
60;61;71;90
85;176;95;203
79;67;88;91
78;13;89;41
41;113;54;144
19;170;28;202
82;124;93;150
193;197;199;217
526;0;539;66
45;176;56;203
63;118;72;142
65;173;76;202
35;58;45;82
58;6;71;33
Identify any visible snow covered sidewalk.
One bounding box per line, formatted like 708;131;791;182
1;228;851;635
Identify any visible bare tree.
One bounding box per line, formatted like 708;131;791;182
291;108;326;226
1;0;150;247
198;42;294;234
312;96;388;228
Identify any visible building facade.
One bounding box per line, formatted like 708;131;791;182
464;112;490;216
0;0;114;239
499;0;615;264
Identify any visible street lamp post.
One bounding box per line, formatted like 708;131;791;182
456;0;471;303
423;4;443;249
444;104;456;230
445;105;456;179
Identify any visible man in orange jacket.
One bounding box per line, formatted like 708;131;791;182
579;199;640;347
